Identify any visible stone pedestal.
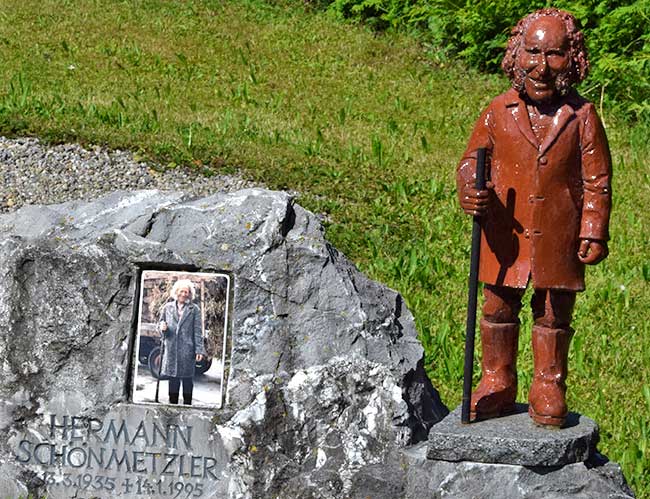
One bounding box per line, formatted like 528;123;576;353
412;403;636;498
427;403;599;466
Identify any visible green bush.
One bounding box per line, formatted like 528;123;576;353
315;0;650;121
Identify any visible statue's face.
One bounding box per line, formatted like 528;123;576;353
516;16;570;103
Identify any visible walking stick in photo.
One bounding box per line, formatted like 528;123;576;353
154;320;167;403
461;147;487;424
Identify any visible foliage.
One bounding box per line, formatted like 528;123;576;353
0;0;648;494
318;0;650;120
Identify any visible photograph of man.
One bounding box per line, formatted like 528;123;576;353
132;270;230;409
158;279;207;405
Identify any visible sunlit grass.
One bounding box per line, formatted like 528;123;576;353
0;0;648;494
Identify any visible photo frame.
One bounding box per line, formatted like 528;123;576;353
132;270;231;409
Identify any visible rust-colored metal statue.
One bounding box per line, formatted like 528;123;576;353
457;8;612;427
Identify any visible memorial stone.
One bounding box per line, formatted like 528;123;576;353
0;189;446;498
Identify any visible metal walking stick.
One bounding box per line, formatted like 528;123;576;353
461;147;487;424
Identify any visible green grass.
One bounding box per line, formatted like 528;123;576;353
0;0;648;495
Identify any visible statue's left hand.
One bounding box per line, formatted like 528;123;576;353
578;239;608;265
196;354;205;362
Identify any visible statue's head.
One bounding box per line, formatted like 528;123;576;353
502;9;589;103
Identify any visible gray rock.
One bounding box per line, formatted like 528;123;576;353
428;404;599;466
0;189;634;498
404;443;635;499
0;189;447;498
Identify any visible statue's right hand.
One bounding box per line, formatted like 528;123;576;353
160;321;167;332
459;184;492;217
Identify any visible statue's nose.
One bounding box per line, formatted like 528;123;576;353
535;56;550;77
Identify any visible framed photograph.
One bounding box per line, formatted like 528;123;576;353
132;270;231;409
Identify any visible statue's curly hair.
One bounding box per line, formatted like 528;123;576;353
501;8;589;96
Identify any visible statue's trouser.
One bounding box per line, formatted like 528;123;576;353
472;285;576;426
169;377;194;405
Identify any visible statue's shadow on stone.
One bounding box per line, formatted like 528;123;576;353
560;410;580;430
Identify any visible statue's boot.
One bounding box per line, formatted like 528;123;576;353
470;319;519;420
528;326;574;427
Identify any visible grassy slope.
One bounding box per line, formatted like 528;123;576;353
0;0;648;494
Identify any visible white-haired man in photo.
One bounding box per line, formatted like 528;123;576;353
158;279;206;405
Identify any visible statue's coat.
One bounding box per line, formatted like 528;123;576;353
457;88;612;291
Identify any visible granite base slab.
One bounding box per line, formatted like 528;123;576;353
404;443;635;499
427;404;599;467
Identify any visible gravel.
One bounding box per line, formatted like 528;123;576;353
0;136;261;212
